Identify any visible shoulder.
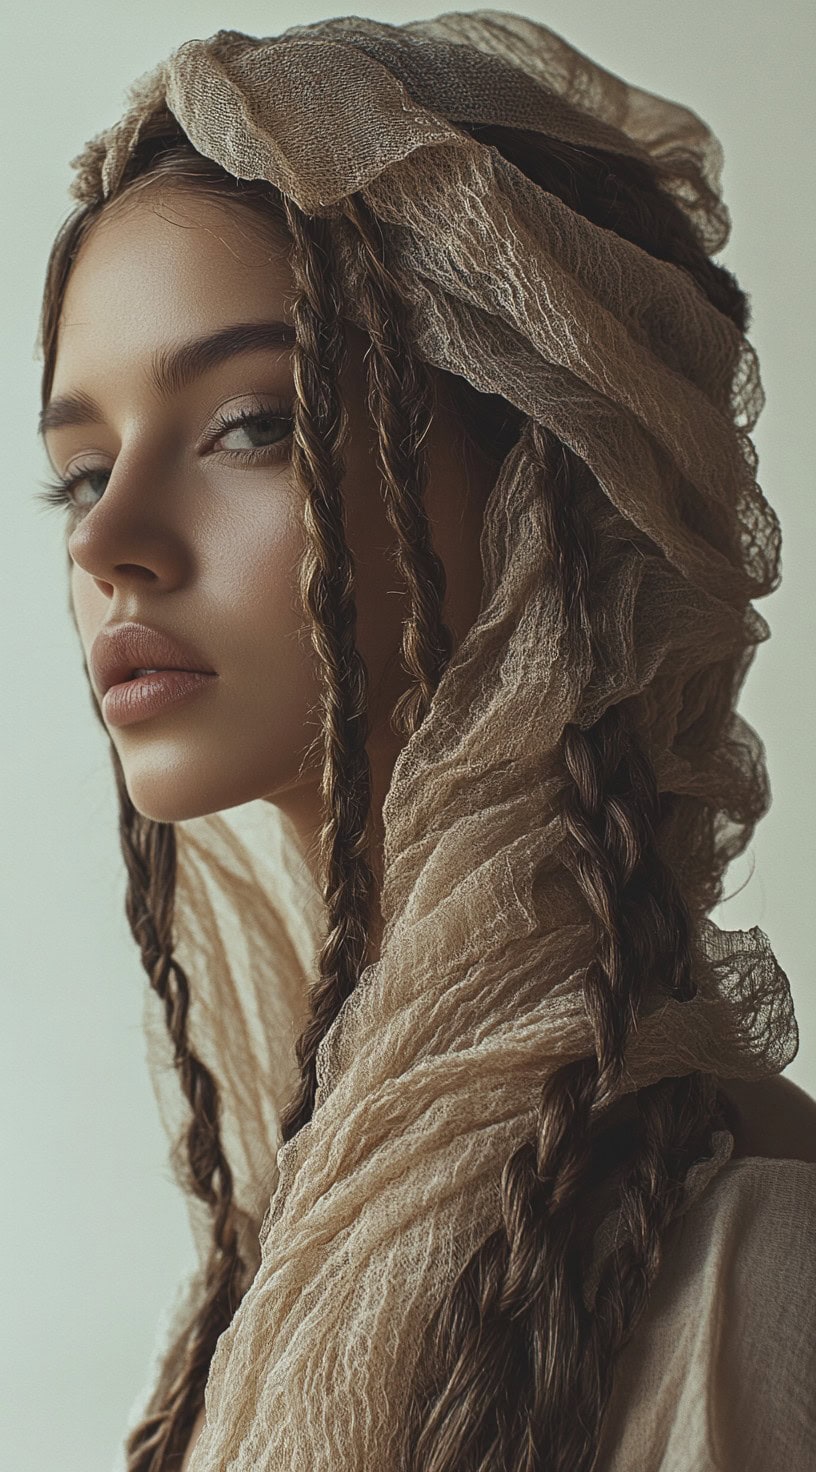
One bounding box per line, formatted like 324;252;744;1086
717;1074;816;1164
691;1153;816;1302
597;1154;816;1471
683;1157;816;1467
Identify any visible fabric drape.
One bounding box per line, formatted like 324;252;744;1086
67;13;800;1470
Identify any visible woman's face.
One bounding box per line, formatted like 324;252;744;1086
43;183;495;855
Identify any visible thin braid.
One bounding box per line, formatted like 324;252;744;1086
543;430;724;1465
97;753;248;1471
577;1068;722;1454
277;198;378;1143
340;191;455;736
404;427;731;1472
37;107;758;1472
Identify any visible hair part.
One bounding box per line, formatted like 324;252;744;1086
38;104;745;1471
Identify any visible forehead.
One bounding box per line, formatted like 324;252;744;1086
53;186;295;381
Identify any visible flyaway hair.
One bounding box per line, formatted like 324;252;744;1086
37;11;798;1471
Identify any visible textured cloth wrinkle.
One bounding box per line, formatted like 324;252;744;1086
68;13;806;1471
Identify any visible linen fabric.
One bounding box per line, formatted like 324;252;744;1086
66;12;804;1470
595;1156;816;1471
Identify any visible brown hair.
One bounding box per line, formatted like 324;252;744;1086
37;106;747;1471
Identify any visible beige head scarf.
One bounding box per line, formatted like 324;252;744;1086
66;11;798;1470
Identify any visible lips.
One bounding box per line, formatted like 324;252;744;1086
90;621;216;698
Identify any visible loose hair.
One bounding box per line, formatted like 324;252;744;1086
37;106;748;1471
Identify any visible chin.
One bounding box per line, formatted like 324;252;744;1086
121;761;268;825
124;785;219;825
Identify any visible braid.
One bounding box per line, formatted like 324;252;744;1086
403;428;733;1472
279;189;462;1143
276;199;378;1143
38;101;757;1472
340;191;455;737
97;751;248;1471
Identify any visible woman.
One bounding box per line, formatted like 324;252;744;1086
35;11;815;1471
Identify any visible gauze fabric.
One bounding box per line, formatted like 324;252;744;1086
65;11;800;1470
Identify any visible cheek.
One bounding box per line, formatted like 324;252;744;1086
208;501;322;726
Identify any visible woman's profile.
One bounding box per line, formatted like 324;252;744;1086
34;11;816;1471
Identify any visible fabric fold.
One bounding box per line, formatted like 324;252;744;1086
69;13;799;1470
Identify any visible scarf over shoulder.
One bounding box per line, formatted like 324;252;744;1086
70;12;799;1469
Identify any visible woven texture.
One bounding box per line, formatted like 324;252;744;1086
594;1157;816;1470
67;12;800;1470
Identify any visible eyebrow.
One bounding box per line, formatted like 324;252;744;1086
38;318;297;439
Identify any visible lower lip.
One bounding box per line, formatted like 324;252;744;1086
102;670;218;727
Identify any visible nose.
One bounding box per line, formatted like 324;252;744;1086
66;450;190;594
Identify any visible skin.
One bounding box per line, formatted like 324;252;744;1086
44;183;500;965
44;183;816;1472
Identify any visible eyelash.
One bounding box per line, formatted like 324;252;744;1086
35;402;295;518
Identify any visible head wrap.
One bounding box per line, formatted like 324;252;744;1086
65;12;798;1470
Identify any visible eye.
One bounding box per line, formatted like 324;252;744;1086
34;403;295;521
209;403;294;454
35;465;110;518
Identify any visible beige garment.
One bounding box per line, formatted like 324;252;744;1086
596;1156;816;1471
62;12;803;1469
121;1150;816;1472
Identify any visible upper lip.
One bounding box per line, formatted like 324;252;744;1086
90;621;216;697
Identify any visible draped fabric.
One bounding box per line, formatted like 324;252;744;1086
68;13;800;1470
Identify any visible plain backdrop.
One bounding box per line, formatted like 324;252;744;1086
2;2;813;1468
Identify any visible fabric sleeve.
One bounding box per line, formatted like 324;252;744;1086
595;1158;816;1472
706;1158;816;1470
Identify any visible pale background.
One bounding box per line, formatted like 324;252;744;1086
2;1;813;1468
